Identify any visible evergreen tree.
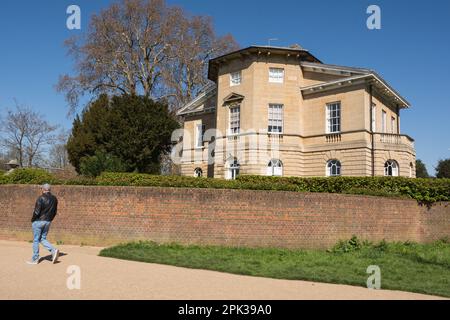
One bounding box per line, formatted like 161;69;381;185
415;159;429;178
436;158;450;178
67;94;179;174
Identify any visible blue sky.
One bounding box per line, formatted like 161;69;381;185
0;0;449;174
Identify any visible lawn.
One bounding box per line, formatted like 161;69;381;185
99;238;450;298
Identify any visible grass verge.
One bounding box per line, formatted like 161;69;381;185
99;238;450;298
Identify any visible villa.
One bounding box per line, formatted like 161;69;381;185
176;45;416;179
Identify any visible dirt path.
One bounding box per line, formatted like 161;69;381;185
0;240;445;300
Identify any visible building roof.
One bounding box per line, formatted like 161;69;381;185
178;46;411;116
301;61;371;76
208;45;322;81
300;64;410;108
176;83;217;116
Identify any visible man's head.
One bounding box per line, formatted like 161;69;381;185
41;183;51;193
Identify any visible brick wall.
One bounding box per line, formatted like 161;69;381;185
0;185;448;248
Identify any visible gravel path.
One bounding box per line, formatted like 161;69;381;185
0;240;445;300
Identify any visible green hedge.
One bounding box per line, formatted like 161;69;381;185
1;168;58;185
236;175;450;204
68;173;450;204
1;170;449;204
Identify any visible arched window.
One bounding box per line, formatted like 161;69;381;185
267;159;283;176
226;158;240;180
326;159;341;177
384;160;399;177
194;167;203;178
409;162;413;178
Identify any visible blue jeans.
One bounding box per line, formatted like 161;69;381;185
32;221;56;261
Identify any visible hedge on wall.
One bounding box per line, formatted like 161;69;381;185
1;168;58;185
1;169;449;204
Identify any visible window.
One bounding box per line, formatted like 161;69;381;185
230;71;241;86
391;117;396;134
326;102;341;133
268;104;283;133
326;160;341;177
371;104;376;132
409;162;413;178
269;68;284;83
196;124;206;148
384;160;399;177
194;168;203;178
381;110;387;133
229;106;240;135
226;158;240;180
267;159;283;176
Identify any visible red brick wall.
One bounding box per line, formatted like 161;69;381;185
0;185;448;248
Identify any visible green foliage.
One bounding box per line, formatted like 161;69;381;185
436;158;450;178
1;171;449;205
93;173;450;204
0;173;10;184
3;168;57;185
67;94;180;174
415;159;429;178
331;236;365;253
67;94;111;172
236;175;450;204
79;150;127;177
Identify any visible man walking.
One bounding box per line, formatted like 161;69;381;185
27;184;59;265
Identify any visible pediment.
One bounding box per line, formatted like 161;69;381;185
223;92;244;106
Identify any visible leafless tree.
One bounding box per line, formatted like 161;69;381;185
56;0;238;113
163;15;239;109
0;103;58;167
47;129;70;169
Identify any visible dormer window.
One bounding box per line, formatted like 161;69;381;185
230;71;241;86
269;68;284;83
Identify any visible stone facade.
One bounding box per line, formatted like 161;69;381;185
177;46;415;179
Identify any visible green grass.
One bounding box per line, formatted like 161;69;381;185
99;239;450;298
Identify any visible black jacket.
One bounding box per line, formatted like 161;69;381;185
31;192;58;222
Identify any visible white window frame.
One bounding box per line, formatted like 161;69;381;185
229;105;240;135
371;104;376;132
381;110;387;133
326;159;342;177
226;158;240;180
267;159;283;176
384;160;399;177
195;123;206;148
269;67;284;83
268;104;283;134
230;71;241;86
326;102;341;134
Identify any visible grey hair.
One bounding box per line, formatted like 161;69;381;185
42;183;51;192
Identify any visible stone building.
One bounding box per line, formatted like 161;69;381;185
176;45;415;179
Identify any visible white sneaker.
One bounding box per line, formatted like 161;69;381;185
26;260;39;265
52;249;59;264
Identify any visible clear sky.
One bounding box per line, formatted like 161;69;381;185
0;0;449;174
